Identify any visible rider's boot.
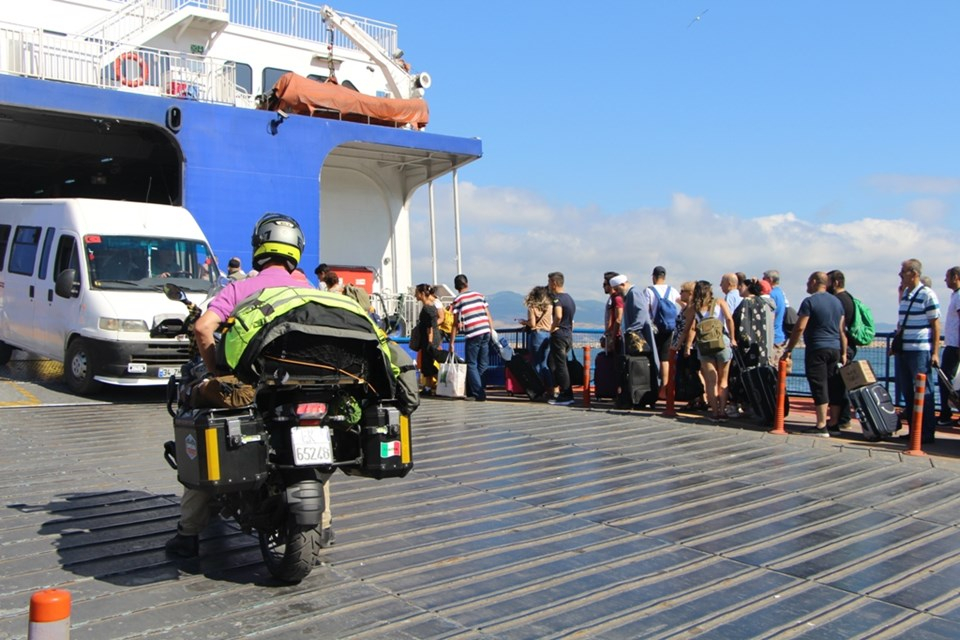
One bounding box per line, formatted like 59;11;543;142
165;526;200;558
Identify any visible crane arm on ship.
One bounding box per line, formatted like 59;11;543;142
320;5;430;100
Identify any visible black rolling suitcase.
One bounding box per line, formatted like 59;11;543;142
618;354;658;409
674;351;704;402
935;365;960;410
505;352;545;400
848;382;900;441
733;348;788;423
594;351;620;399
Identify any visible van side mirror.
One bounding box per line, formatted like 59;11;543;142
55;269;80;298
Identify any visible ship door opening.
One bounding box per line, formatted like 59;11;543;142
0;106;181;204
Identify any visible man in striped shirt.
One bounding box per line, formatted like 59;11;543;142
449;274;494;401
894;258;941;444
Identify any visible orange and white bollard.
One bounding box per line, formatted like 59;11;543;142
28;589;71;639
769;358;789;435
905;373;927;457
662;347;678;417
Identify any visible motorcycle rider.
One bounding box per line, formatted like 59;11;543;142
165;213;335;558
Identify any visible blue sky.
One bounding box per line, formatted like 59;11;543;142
328;1;959;323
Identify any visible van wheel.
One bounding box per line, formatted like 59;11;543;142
0;341;12;365
65;340;103;395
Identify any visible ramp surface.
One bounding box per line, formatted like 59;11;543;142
1;397;960;639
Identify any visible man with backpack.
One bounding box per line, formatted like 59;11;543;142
644;266;681;395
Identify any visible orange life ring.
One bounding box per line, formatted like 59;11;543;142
115;52;147;88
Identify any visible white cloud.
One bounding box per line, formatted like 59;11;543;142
410;183;960;325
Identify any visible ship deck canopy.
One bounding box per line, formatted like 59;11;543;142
326;141;478;185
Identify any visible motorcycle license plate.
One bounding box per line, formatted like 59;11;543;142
158;366;179;378
290;426;333;466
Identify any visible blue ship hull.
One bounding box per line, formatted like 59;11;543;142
0;73;482;274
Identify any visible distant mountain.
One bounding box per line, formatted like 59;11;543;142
486;291;606;330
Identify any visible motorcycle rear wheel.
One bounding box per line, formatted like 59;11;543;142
258;515;322;583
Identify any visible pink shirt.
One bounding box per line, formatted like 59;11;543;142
207;266;306;321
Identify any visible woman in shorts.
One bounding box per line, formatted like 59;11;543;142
682;280;737;422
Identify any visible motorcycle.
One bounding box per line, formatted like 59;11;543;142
161;283;414;583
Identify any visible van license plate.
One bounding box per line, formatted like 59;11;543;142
291;426;333;466
158;367;179;378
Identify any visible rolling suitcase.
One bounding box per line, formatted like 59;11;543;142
935;365;960;410
594;351;620;399
733;348;788;423
848;382;900;442
505;352;545;400
618;353;657;409
674;351;704;402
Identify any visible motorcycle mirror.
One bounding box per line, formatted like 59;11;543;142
163;283;187;302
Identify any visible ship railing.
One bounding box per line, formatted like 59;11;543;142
0;22;237;105
79;0;173;45
208;0;398;55
89;0;399;55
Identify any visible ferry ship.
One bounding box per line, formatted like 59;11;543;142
0;0;482;296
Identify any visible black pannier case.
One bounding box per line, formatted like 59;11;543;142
340;405;413;480
173;408;268;492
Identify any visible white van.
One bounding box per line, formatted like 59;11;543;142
0;198;221;394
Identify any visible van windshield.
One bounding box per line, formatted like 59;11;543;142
85;235;220;291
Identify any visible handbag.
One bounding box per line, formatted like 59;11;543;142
567;351;585;386
436;352;467;398
408;322;423;351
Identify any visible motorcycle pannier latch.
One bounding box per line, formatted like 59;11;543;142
226;417;242;447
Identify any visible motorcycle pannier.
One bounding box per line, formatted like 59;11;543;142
340;405;413;479
174;408;268;493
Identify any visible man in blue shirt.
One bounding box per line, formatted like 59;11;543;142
764;269;789;360
781;272;846;437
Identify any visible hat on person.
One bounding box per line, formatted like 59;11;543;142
652;266;666;278
228;257;241;269
759;279;772;295
609;274;628;287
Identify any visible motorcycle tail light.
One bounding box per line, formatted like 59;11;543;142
295;402;327;426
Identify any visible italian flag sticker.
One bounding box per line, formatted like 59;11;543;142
381;441;402;458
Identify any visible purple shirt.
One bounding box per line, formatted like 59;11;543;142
207;266;305;321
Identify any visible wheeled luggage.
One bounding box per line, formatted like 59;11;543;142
594;350;620;400
848;382;900;442
935;365;960;410
505;351;546;400
733;348;788;423
674;351;704;402
618;353;657;409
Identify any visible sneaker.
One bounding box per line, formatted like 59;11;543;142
937;417;955;427
548;395;575;406
724;405;740;418
800;426;830;438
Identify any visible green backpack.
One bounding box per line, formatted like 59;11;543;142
696;304;725;355
849;297;876;346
